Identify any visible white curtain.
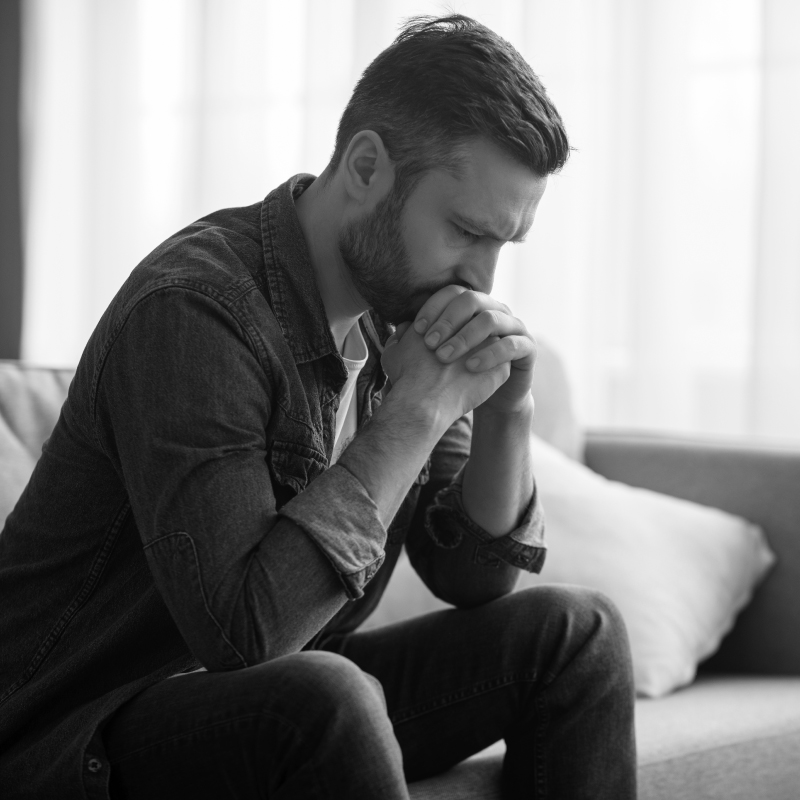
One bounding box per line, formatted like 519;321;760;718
20;0;800;442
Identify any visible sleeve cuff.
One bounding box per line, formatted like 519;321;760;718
424;466;547;573
278;464;387;600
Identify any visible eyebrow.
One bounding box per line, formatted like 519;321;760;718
453;212;528;244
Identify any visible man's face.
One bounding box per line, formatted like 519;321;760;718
338;137;548;324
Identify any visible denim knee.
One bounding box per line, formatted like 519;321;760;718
255;651;389;727
506;585;633;678
516;583;626;634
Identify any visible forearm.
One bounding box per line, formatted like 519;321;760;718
462;394;535;537
244;522;347;656
338;390;448;528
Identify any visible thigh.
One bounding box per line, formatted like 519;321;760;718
103;651;402;800
321;584;628;783
320;587;550;781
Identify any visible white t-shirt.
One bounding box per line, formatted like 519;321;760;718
330;319;368;464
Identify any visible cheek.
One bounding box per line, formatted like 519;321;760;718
404;220;458;280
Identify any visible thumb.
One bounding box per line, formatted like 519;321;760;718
394;321;412;339
385;321;412;348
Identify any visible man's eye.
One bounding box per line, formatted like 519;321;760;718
455;225;480;241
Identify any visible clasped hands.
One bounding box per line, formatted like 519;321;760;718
381;285;536;422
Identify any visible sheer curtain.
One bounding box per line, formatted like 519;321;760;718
20;0;800;441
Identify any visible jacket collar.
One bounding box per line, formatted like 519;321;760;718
260;174;339;365
260;174;395;381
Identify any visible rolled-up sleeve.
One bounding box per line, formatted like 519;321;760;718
278;463;386;598
424;465;546;572
406;411;546;607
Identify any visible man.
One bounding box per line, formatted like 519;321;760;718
0;14;636;799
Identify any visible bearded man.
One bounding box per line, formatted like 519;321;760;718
0;14;636;800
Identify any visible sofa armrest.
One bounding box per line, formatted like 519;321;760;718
584;430;800;675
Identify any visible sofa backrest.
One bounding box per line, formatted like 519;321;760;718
0;338;584;529
0;361;74;455
0;360;74;528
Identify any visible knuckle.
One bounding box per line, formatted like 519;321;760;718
451;331;469;350
461;289;482;307
436;316;456;333
477;309;498;330
422;303;442;321
451;288;467;303
441;284;462;300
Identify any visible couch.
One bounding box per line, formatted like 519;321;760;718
400;429;800;799
2;357;800;799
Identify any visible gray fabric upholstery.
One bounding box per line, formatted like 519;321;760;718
529;337;583;460
408;742;503;800
409;676;800;800
0;360;74;457
0;361;74;528
585;430;800;675
637;676;800;800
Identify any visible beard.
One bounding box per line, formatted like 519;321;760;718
337;185;448;325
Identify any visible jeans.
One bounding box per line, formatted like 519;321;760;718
103;585;637;799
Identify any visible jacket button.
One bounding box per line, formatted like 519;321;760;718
87;758;103;773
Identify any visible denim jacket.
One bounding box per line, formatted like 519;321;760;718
0;174;545;800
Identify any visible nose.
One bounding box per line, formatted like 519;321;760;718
457;246;500;295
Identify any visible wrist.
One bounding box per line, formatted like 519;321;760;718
473;392;535;426
338;383;448;529
382;383;452;439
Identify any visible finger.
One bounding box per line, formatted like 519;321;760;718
420;290;488;349
434;309;529;363
412;285;469;336
464;334;536;372
421;291;513;351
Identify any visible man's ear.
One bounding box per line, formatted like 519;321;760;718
341;130;395;206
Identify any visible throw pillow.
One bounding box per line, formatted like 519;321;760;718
0;416;35;529
518;434;776;697
530;336;583;461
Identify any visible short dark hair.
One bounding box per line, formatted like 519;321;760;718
329;14;570;198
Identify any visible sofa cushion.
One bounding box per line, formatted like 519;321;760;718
407;676;800;799
0;412;36;529
519;435;775;697
636;675;800;799
408;741;504;800
0;361;73;456
529;336;583;461
0;361;73;528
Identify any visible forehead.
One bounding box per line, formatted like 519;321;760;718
411;138;548;240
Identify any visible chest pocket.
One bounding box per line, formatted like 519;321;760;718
268;440;327;509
